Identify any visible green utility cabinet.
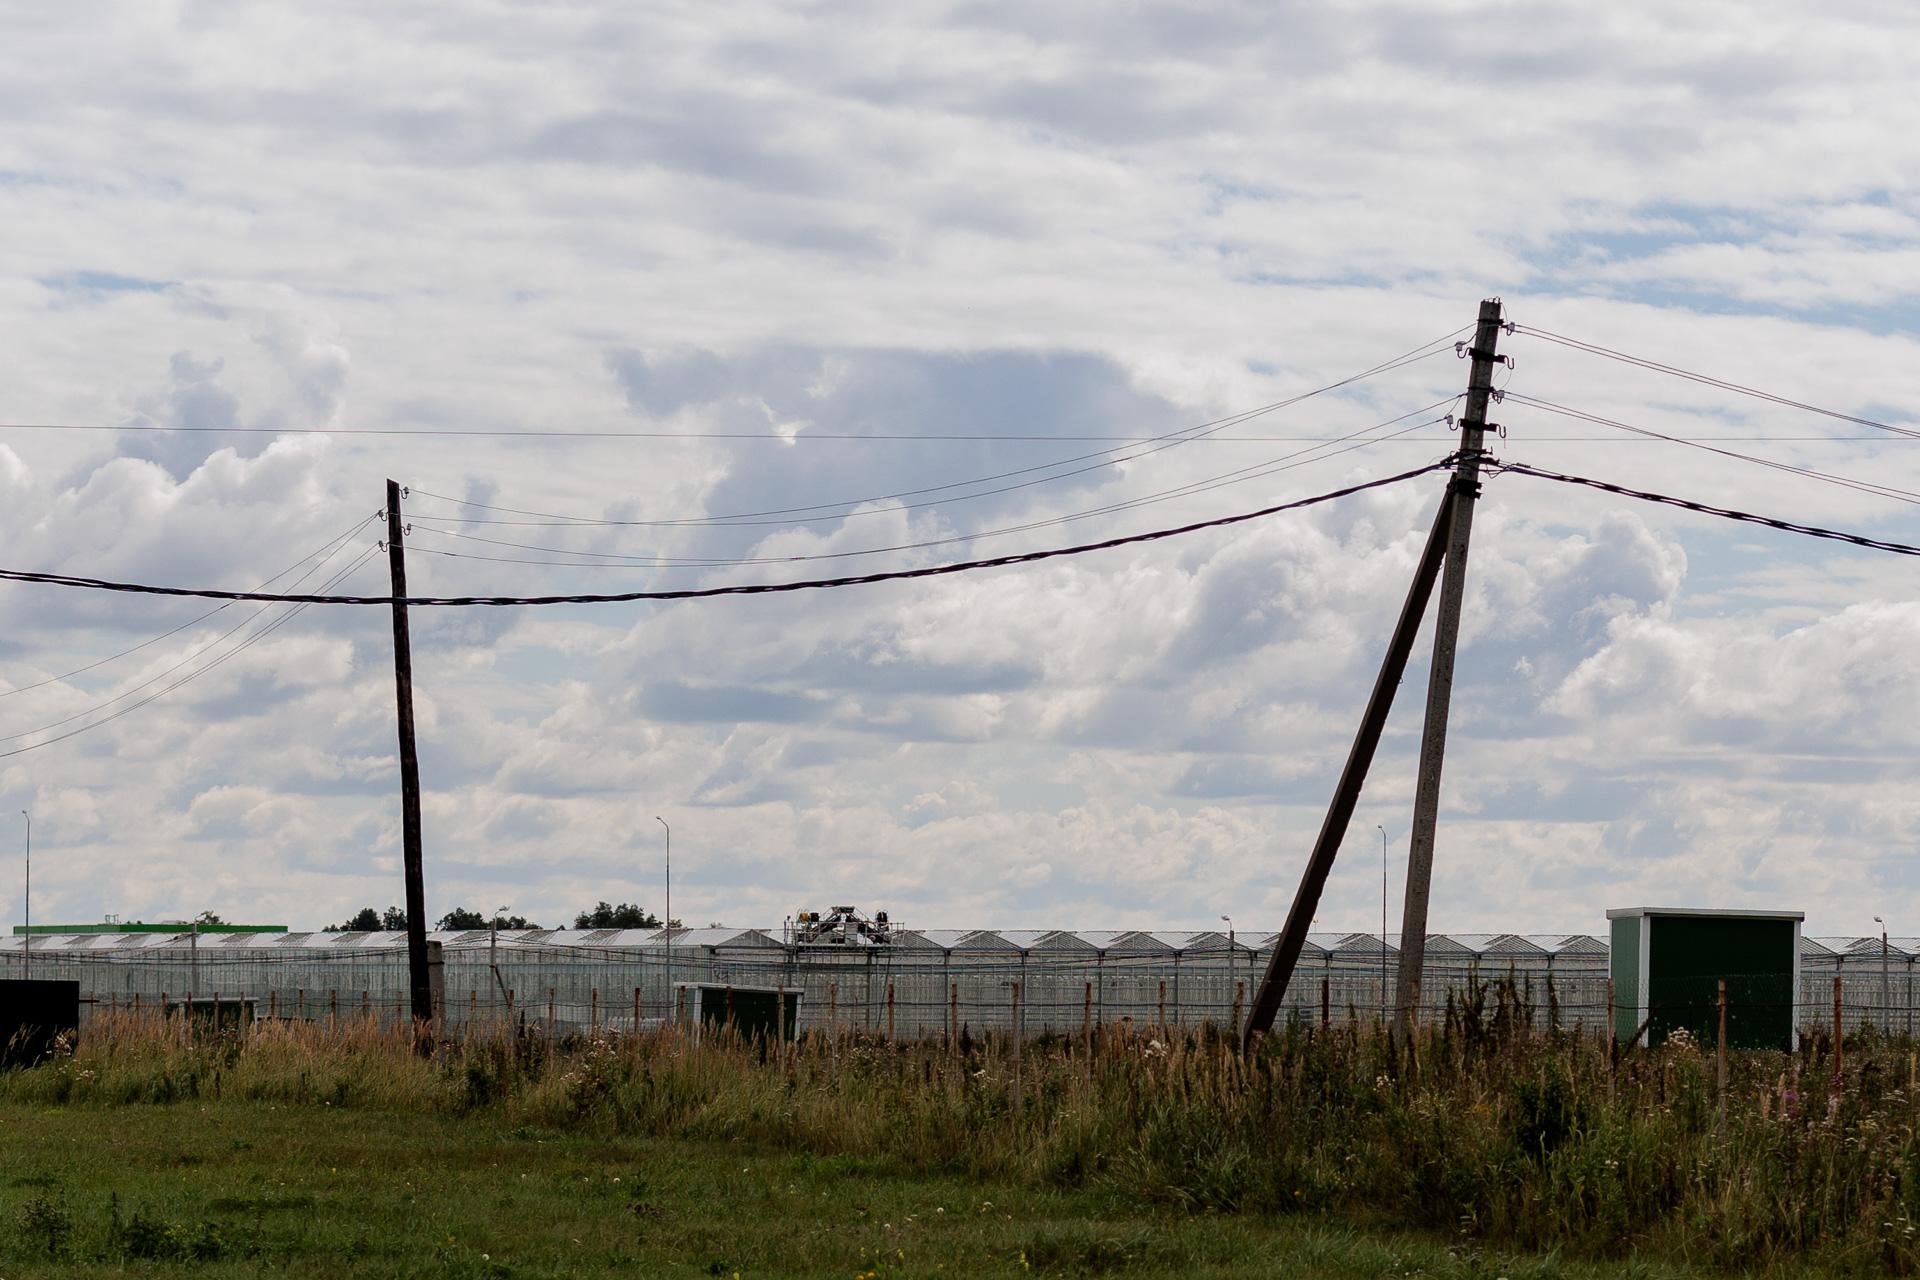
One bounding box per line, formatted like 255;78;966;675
675;983;800;1043
1608;907;1802;1050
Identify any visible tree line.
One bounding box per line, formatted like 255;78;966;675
319;902;663;932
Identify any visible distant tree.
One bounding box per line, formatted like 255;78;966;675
380;906;408;931
193;910;225;926
573;901;660;929
435;906;539;930
324;907;382;932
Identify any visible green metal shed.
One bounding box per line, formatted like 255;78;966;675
1608;907;1803;1050
675;982;800;1043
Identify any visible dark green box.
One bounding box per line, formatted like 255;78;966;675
1608;907;1801;1050
675;983;799;1042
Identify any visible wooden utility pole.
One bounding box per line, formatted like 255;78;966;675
385;480;433;1029
1392;298;1506;1034
1241;484;1457;1045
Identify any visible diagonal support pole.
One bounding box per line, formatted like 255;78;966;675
1242;483;1456;1046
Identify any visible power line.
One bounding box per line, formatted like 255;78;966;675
402;404;1459;570
6;421;1888;444
0;325;1471;451
1504;393;1920;507
0;545;383;759
403;335;1468;530
1510;324;1920;441
0;463;1452;608
0;512;382;700
1491;461;1920;559
0;526;381;743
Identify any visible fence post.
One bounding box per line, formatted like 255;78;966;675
1320;975;1330;1030
1012;981;1024;1117
1231;980;1244;1039
469;989;477;1026
1716;979;1728;1134
1605;978;1617;1102
1083;981;1093;1046
269;990;277;1020
886;981;895;1041
591;988;599;1037
329;989;337;1029
1157;979;1167;1033
633;986;641;1035
548;987;557;1036
1833;976;1844;1083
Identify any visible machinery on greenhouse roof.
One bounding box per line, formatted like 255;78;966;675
787;905;896;946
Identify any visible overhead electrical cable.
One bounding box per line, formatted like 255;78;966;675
0;545;382;759
2;326;1472;450
402;401;1460;570
0;512;382;700
0;527;378;743
1505;393;1920;507
0;463;1452;608
399;331;1471;530
1491;461;1920;559
1510;325;1920;441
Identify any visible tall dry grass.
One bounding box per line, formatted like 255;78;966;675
11;982;1920;1274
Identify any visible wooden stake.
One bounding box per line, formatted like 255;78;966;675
1833;976;1844;1083
1012;981;1023;1117
1716;979;1728;1135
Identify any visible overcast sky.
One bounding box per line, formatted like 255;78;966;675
1;1;1916;936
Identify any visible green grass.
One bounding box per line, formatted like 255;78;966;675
0;1103;1716;1278
2;996;1918;1276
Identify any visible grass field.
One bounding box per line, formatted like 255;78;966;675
0;993;1915;1277
0;1102;1714;1279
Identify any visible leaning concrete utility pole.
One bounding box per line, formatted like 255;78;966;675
1241;483;1456;1045
1392;298;1505;1034
385;480;433;1028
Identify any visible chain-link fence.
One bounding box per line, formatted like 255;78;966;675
12;936;1915;1042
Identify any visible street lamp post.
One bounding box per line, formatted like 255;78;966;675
1876;916;1890;1036
656;816;671;1022
1221;915;1234;1013
19;811;28;981
1377;824;1389;1020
